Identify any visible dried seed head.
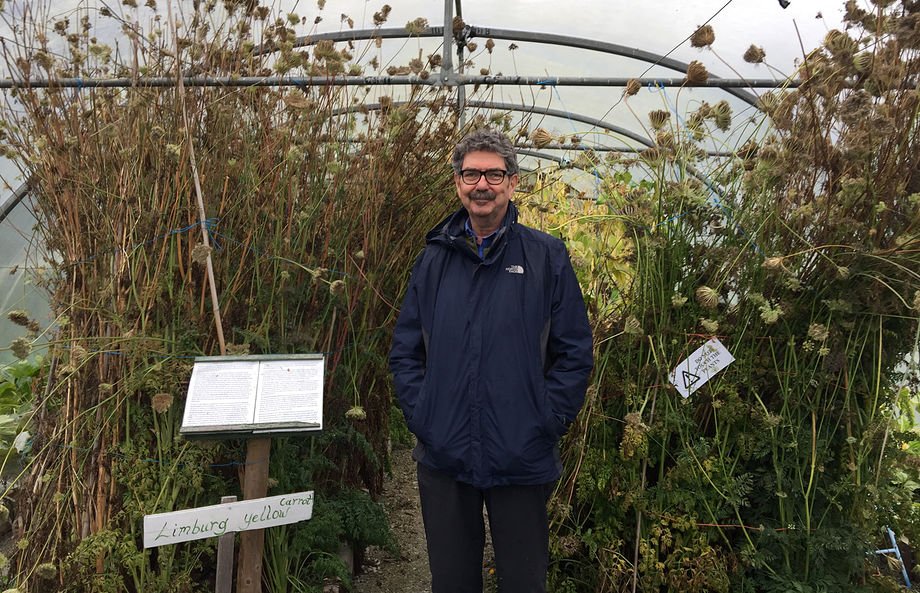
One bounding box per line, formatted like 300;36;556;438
912;290;920;312
10;337;30;360
837;266;850;279
452;15;466;35
625;412;646;428
625;78;641;96
712;100;732;118
781;136;803;154
685;60;709;85
758;145;781;165
345;405;367;420
761;306;781;325
466;42;478;52
70;345;87;366
624;315;644;336
690;24;715;48
701;318;719;334
655;131;674;150
738;141;758;160
695;286;719;308
36;563;57;580
99;383;114;394
743;45;766;64
530;127;553;149
373;5;391;26
853;52;873;73
405;17;428;34
756;91;779;113
824;29;857;55
226;343;251;356
641;147;663;168
762;256;786;270
672;294;688;308
6;310;30;327
283;94;313;110
485;38;495;53
191;244;212;265
330;280;346;296
808;323;829;341
686;112;704;135
151;393;174;413
714;112;732;132
840;89;872;125
165;143;182;162
648;109;670;130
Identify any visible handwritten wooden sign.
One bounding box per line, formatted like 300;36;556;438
143;491;314;548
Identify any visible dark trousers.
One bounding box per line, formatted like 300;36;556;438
417;462;555;593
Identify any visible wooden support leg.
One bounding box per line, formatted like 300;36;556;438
216;496;237;593
237;438;271;593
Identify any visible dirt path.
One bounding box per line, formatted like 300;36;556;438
352;444;495;593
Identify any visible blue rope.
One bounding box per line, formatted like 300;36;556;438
68;218;218;266
535;78;603;194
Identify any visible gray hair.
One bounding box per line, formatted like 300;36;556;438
451;128;519;176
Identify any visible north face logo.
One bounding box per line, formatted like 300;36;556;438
505;265;524;274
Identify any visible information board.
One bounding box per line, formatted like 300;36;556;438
180;354;324;439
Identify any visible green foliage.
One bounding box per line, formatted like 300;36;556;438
389;402;414;449
0;359;39;460
0;0;452;588
539;3;920;591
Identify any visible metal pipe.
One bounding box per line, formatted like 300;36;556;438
288;26;780;105
0;75;796;89
0;180;30;225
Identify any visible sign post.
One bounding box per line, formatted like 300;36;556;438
238;439;271;593
216;496;236;593
175;354;325;593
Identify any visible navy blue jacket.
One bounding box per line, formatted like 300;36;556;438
389;202;594;488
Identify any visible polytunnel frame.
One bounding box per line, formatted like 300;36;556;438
0;2;788;587
0;0;797;222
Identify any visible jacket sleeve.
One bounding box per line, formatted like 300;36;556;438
389;254;428;426
544;244;594;439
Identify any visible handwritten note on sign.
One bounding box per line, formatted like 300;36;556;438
143;491;314;548
669;338;735;398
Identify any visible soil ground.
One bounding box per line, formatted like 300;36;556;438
352;444;495;593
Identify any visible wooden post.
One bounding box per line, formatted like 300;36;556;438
216;495;237;593
237;439;271;593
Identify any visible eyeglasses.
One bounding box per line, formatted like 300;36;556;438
459;169;510;185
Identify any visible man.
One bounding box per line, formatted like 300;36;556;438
389;128;593;593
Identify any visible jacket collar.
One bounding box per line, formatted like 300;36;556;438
426;202;518;261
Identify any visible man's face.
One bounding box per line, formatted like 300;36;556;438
454;150;518;224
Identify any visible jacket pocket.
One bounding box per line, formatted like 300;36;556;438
538;376;566;441
406;372;432;439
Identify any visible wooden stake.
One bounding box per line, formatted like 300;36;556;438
216;495;237;593
237;439;270;593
